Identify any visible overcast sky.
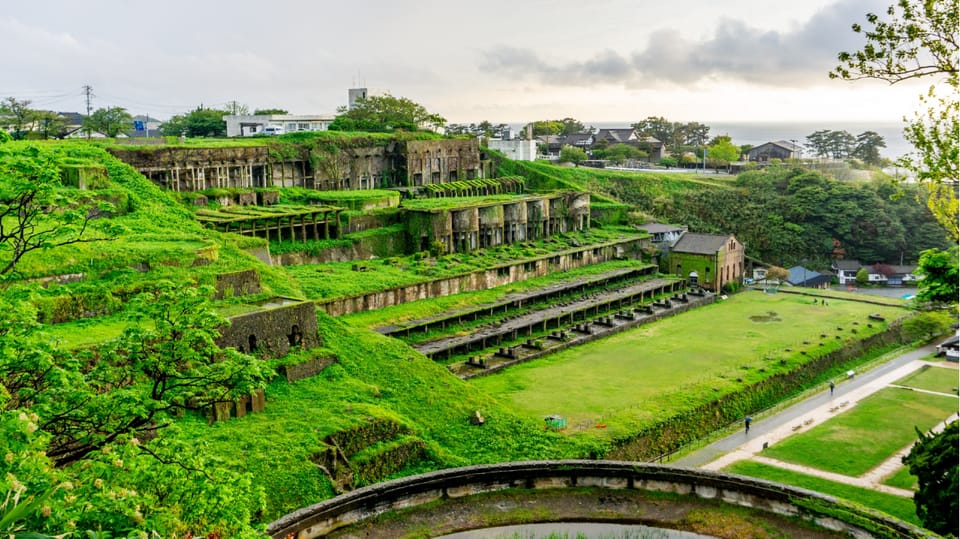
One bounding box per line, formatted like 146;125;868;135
0;0;926;125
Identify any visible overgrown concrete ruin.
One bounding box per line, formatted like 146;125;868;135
108;138;488;191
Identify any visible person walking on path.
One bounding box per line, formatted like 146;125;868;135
744;416;752;434
829;380;835;395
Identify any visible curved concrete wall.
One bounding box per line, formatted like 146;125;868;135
267;460;932;539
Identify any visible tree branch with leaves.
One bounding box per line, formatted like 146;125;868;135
832;0;959;241
0;147;114;277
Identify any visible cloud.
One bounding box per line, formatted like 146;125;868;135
480;0;887;88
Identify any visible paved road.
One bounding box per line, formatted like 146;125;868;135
672;344;940;468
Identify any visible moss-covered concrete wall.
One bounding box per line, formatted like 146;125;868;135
318;238;649;316
403;139;482;185
214;269;262;300
110;139;484;192
219;299;321;358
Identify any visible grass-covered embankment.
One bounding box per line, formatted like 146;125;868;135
176;313;595;520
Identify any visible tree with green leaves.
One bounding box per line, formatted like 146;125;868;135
0;146;113;276
680;122;711;146
805;129;857;159
160;107;228;138
852;130;887;165
33;111;65;140
914;247;959;305
0;97;35;140
522;118;588;138
253;108;288;115
658;156;678;169
832;0;958;241
902;421;958;537
83;106;133;137
765;266;789;287
522;120;563;137
595;143;644;164
632;116;678;151
708;138;740;171
33;283;272;467
559;145;587;165
0;285;270;536
329;94;445;132
855;267;870;285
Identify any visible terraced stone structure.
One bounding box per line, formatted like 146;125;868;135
404;192;590;253
108;138;486;191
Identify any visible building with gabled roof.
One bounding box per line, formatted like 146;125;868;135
786;265;832;288
668;233;744;291
594;128;638;145
748;140;801;162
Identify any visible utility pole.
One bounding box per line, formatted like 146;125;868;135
82;84;94;139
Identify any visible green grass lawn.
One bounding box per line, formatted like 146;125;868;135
894;365;960;395
724;461;920;526
882;465;919;491
762;387;958;476
470;291;906;438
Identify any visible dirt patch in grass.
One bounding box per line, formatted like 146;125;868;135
750;311;782;323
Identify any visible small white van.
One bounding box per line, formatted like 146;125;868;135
261;125;285;136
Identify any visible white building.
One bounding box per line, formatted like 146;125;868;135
487;138;537;161
223;114;336;137
348;87;389;109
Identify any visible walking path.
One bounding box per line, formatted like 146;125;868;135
674;344;959;498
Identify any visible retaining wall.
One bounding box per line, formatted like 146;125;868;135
316;238;647;316
267;460;932;539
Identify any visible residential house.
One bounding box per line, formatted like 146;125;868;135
536;135;563;156
593;128;639;146
747;140;801;162
867;264;920;286
832;260;920;287
786;266;832;288
223;113;336;137
560;133;594;151
832;259;862;286
638;136;665;161
668;233;744;291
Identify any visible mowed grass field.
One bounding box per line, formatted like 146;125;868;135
762;387;958;475
471;291;906;437
893;364;960;394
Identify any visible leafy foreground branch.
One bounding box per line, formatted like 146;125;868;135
0;284;271;537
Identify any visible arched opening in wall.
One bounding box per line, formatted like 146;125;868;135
248;335;259;353
676;264;682;275
289;325;303;347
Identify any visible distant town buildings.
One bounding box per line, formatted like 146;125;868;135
223;113;336;137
